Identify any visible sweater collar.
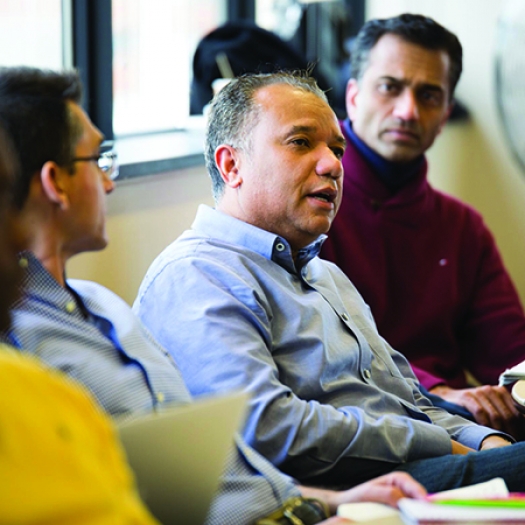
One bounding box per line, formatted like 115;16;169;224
343;119;424;193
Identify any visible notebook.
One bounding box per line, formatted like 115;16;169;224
117;391;248;525
397;478;524;523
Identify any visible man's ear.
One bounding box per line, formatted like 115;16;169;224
40;161;70;209
215;145;243;189
346;79;360;122
436;102;454;136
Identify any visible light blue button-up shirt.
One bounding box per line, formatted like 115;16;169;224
135;205;498;483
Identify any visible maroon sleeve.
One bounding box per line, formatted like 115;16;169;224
459;220;525;385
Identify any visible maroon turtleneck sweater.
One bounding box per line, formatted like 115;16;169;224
321;123;525;389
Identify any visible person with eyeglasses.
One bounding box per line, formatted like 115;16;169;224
0;123;161;525
72;140;119;181
0;67;117;262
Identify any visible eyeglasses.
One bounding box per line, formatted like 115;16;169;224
71;141;119;180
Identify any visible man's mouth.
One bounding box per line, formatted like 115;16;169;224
308;188;337;204
383;128;419;141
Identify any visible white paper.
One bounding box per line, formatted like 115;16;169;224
428;477;509;501
337;502;402;521
499;360;525;385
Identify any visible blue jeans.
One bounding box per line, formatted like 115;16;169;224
394;442;525;492
300;442;525;491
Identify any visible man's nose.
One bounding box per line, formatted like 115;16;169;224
316;147;343;179
393;90;420;121
103;174;115;194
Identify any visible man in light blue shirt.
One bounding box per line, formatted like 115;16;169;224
1;66;430;525
135;71;525;492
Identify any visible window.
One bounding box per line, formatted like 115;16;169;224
256;0;304;40
112;0;227;136
0;0;65;69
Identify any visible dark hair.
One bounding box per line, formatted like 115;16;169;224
0;126;17;201
0;67;83;208
205;70;328;201
0;124;23;330
351;13;462;98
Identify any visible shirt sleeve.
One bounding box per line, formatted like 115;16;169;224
205;435;301;525
384;331;502;451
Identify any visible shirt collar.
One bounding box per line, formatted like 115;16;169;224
192;205;325;272
16;251;87;315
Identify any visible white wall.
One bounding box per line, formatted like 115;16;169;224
70;0;525;308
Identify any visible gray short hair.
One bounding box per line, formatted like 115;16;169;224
205;71;328;202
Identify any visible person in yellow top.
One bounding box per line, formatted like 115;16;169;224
0;126;159;525
0;347;160;525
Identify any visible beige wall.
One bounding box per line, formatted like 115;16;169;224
70;0;525;308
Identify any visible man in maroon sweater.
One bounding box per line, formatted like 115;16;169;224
320;13;525;437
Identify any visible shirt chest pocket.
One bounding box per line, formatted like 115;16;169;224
346;312;407;381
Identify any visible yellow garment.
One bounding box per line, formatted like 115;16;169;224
0;345;159;525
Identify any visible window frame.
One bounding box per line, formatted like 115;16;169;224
72;0;114;139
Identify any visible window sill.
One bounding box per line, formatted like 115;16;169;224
115;123;206;181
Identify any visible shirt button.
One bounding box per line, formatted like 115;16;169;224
341;312;349;322
275;242;286;252
19;257;28;269
156;392;165;403
65;301;76;313
363;369;371;379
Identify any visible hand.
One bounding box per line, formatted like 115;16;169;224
480;435;513;450
299;472;427;515
451;439;475;455
430;384;522;436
